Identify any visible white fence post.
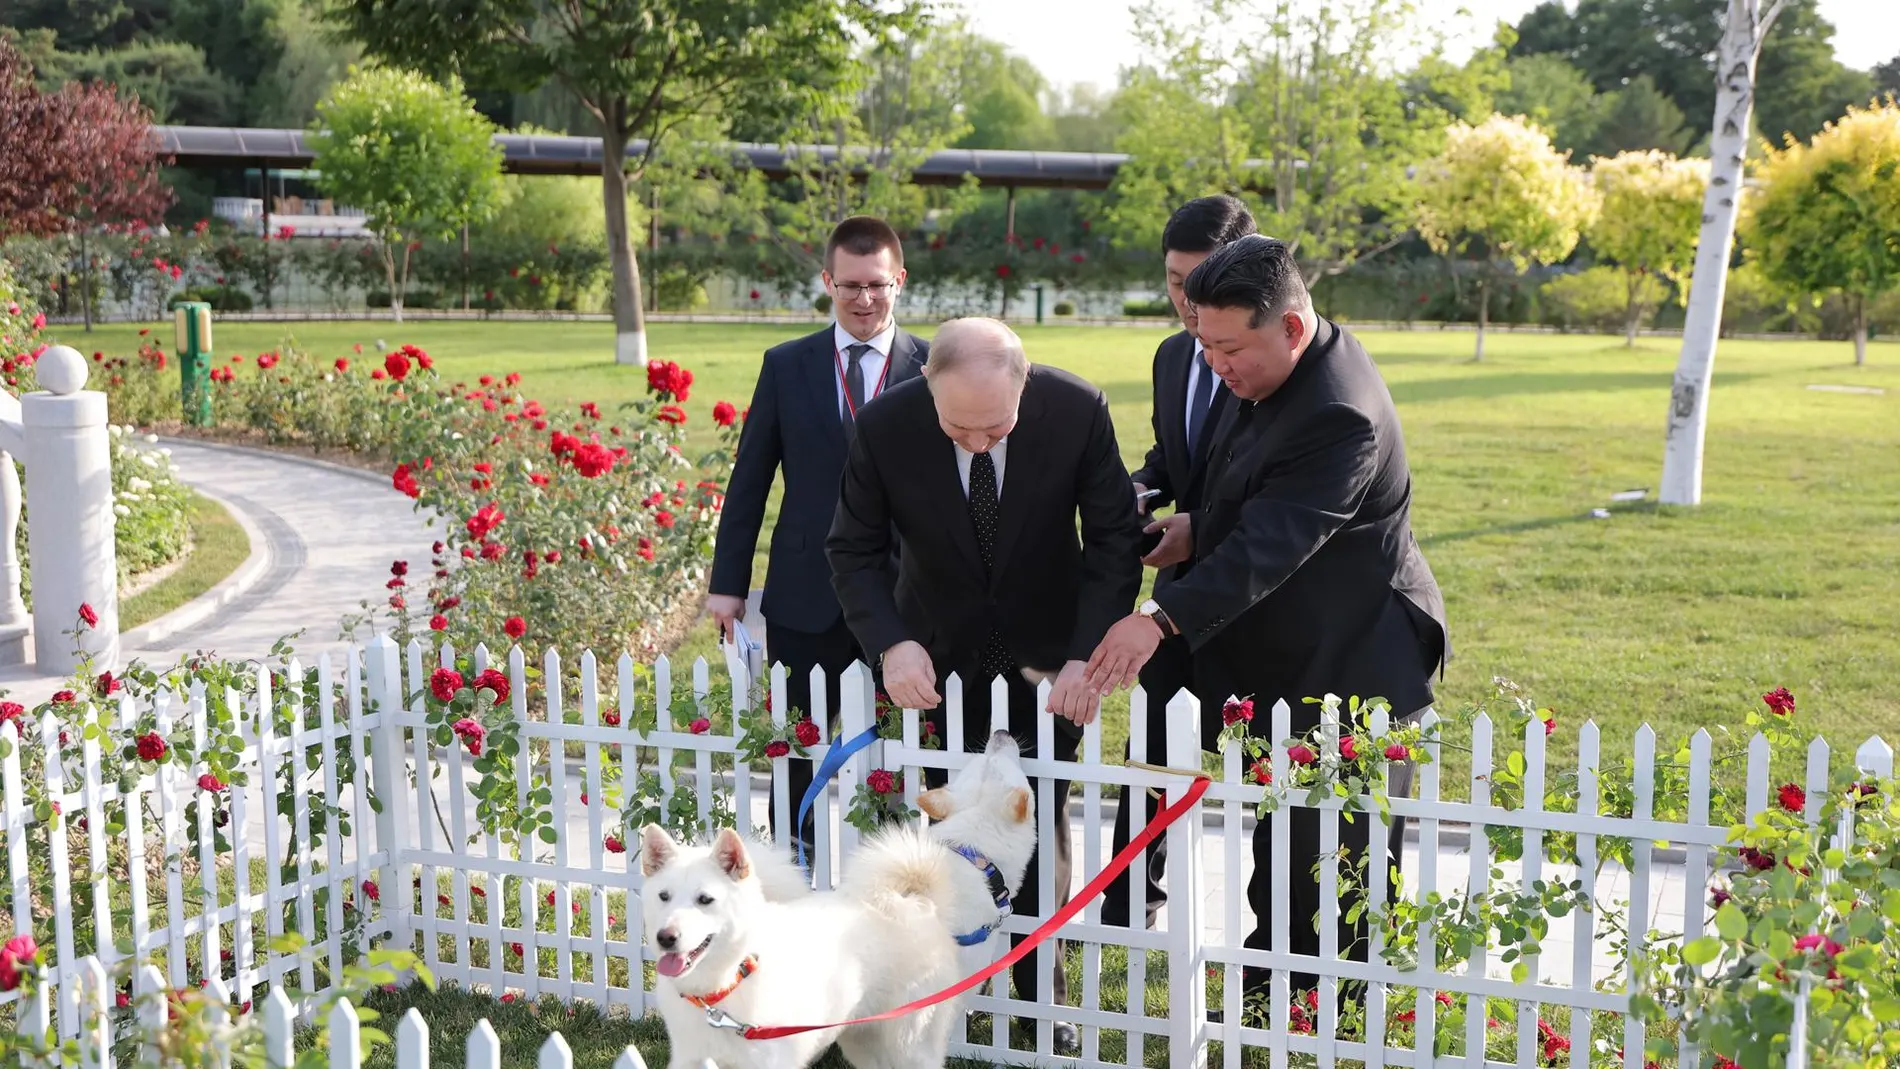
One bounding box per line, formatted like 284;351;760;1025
1165;689;1208;1069
0;344;118;673
365;632;413;953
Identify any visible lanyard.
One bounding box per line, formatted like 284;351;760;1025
834;343;892;421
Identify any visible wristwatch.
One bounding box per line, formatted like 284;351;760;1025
1138;599;1174;636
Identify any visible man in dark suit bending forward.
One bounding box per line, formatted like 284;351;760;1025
827;317;1142;1049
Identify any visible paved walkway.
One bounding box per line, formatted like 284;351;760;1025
23;438;1692;984
0;438;439;705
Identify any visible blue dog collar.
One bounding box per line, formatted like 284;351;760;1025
949;843;1012;946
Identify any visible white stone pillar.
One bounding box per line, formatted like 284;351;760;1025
21;345;118;675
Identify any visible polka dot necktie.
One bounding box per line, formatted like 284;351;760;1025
968;451;1012;681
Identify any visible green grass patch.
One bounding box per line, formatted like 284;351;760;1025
51;319;1900;775
120;490;252;631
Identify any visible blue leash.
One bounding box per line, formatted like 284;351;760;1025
792;725;882;872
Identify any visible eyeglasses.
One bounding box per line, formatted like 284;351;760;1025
833;279;898;300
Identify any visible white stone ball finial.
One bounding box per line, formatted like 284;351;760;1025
36;345;89;396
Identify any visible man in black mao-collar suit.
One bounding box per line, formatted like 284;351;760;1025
1102;195;1258;932
707;216;928;855
827;318;1143;1050
1084;236;1449;1002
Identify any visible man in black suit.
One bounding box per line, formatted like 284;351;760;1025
827;317;1142;1048
708;216;928;854
1102;195;1258;932
1083;236;1449;1001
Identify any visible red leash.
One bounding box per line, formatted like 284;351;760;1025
728;774;1213;1041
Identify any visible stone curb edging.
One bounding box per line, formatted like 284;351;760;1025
119;482;273;651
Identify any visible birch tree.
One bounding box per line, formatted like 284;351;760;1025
1659;0;1787;506
1743;101;1900;368
1589;150;1709;346
1413;114;1598;361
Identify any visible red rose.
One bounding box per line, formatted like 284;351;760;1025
78;602;98;628
1384;743;1409;761
655;511;675;528
198;773;225;792
335;357;350;373
1542;714;1555;736
1777;783;1806;813
1287;744;1316;766
604;711;622;727
713;401;738;427
749;289;761;300
605;835;626;853
867;768;896;794
995;264;1011;278
510;942;523;956
1250;760;1272;785
473;668;510;704
656;405;687;425
0;935;38;992
572;442;615;478
1762;687;1795;715
794;718;821;747
503;616;527;639
430;615;449;631
430;668;464;702
136;732;167;762
545;550;561;564
466;502;505;540
1339;735;1360;761
689;717;711;734
391;463;420;499
1710;886;1730;907
384;351;411;381
1221;698;1253;726
51;690;75;704
452;717;486;756
1739;846;1776;871
362;879;380;901
764;739;791;759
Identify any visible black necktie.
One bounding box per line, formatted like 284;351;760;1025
1186;347;1216;456
842;342;871;442
968;451;1011;680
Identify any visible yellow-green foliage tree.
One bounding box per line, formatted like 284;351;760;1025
1589;149;1710;346
1414;113;1599;360
1745;101;1900;366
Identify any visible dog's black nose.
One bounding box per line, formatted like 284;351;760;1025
656;927;679;951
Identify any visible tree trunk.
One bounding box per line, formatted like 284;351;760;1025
600;116;649;367
1661;0;1784;506
382;240;403;325
1854;293;1867;366
1625;272;1641;347
1474;272;1488;362
79;229;93;332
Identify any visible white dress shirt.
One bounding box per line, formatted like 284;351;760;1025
954;438;1008;498
832;320;895;416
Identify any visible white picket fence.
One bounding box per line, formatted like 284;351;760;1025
1;633;1867;1067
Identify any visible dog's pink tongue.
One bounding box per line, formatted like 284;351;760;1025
656;952;689;977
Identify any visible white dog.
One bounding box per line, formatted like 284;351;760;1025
640;730;1037;1069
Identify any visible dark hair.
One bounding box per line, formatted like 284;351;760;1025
1182;234;1310;327
1161;195;1257;255
826;215;905;272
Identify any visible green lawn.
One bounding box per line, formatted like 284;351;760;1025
120;489;252;631
49;317;1900;766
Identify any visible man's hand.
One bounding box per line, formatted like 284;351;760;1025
705;593;747;642
1133;481;1153;515
1045;660;1101;726
1140;512;1193;569
881;641;941;709
1083;613;1165;696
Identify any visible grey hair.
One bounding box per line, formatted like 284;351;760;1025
924;317;1029;383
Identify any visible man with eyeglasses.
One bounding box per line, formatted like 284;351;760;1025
708;216;929;861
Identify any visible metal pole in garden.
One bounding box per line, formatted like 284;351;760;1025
174;301;214;426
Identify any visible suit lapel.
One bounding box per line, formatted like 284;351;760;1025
1158;332;1193;497
798;330;847;451
986;371;1047;589
888;329;924;387
1185;383;1234;494
928;431;986;576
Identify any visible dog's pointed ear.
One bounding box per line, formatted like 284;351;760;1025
640;824;677;878
711;827;752;881
916;788;952;822
1008;787;1032;824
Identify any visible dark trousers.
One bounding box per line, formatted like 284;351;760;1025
763;617;864;858
922;670;1079;1008
1100;633;1217;929
1241;721;1419;1000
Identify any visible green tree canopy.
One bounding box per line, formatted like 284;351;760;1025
1587;148;1708;344
1413;113;1599;359
1744;101;1900;365
308;65;505;322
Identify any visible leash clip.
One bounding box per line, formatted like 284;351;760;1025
704;1006;751;1033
